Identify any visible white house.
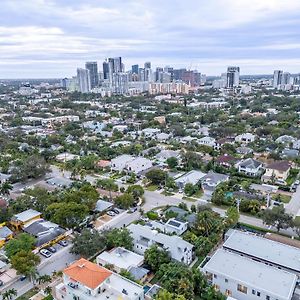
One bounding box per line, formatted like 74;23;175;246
55;258;144;300
175;170;207;190
237;158;263;177
128;224;194;265
111;155;135;172
235;133;256;144
96;247;144;273
149;218;188;236
125;157;153;175
198;136;216;148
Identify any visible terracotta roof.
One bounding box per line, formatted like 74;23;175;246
216;154;237;164
64;258;112;289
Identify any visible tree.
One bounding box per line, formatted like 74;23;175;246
5;233;36;259
126;185;144;201
193;210;223;237
115;193;135;209
146;169;167;186
262;206;293;232
293;217;300;237
10;250;40;280
71;229;106;258
211;188;225;206
104;228;133;250
225;206;240;228
166;157;178;169
184;183;198;197
0;182;12;196
1;288;17;300
96;179;118;201
155;290;186;300
46;202;89;228
144;245;171;271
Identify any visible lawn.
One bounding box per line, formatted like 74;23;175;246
182;196;197;202
146;184;159;191
16;288;39;300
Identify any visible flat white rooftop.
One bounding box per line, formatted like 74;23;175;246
224;230;300;273
97;247;144;270
203;249;297;300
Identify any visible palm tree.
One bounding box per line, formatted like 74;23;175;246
0;182;12;196
2;288;17;300
27;268;39;286
44;286;52;295
37;274;51;286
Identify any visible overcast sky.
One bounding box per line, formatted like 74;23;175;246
1;0;300;78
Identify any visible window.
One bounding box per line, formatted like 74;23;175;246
213;284;220;291
225;289;232;296
225;278;228;283
252;289;256;295
213;274;217;279
237;284;247;294
266;296;270;300
257;291;261;297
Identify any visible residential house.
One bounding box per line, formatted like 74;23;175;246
276;135;296;145
111;155;135;172
237;158;263;177
262;161;291;185
200;171;229;197
155;150;180;163
215;154;238;168
128;223;194;265
148;218;188;236
96;247;144;273
235;133;256;144
0;226;13;247
55;258;144;300
198;136;216;148
175;170;206;190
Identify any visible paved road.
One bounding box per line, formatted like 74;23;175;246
285;185;300;216
1;245;78;299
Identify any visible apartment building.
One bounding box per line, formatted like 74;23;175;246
127;224;193;265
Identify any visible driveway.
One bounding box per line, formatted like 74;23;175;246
285;185;300;216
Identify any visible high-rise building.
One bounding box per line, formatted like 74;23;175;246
155;67;163;82
103;61;109;80
77;68;91;93
273;70;283;88
282;72;291;85
112;73;129;95
85;61;98;89
226;66;240;88
144;62;151;69
132;64;139;74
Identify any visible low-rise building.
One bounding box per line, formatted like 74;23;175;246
262;160;291;185
55;258;144;300
175;170;206;190
128;223;193;265
11;209;42;229
237;158;263;177
148;218;188;236
201;248;297;300
96;247;144;273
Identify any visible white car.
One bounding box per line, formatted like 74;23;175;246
40;249;52;258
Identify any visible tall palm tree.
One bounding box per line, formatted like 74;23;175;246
2;288;17;300
0;182;12;196
44;286;52;296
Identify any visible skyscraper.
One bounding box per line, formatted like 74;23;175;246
85;61;98;89
132;64;139;74
77;68;91;93
144;62;151;69
103;61;109;80
226;66;240;88
273;70;283;88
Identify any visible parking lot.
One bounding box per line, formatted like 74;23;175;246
93;208;126;230
38;238;71;262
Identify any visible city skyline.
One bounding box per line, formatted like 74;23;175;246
1;0;300;78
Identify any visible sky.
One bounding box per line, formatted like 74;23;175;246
1;0;300;78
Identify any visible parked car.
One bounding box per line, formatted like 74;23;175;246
111;208;120;214
129;207;137;213
20;276;27;281
107;211;116;217
58;240;68;247
0;280;3;287
47;246;56;253
40;249;52;258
